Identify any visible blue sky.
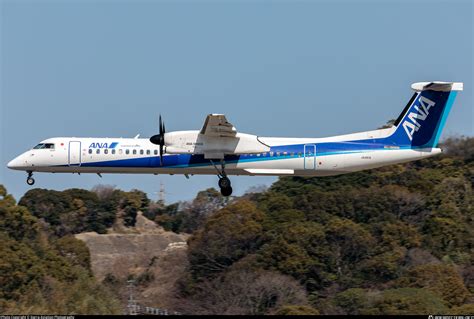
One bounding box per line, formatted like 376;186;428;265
1;0;472;204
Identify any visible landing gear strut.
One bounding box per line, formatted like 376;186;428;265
211;160;232;196
26;171;35;186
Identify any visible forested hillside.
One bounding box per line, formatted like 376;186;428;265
151;137;474;315
1;137;473;315
0;185;121;313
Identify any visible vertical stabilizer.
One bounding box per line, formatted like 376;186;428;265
388;81;463;148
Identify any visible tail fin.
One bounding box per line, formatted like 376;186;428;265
389;81;463;148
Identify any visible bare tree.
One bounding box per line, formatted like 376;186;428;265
92;185;117;201
175;269;308;315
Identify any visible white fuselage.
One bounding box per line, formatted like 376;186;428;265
7;127;442;178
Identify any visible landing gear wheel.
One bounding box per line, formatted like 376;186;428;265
220;186;232;197
218;176;231;189
27;177;35;185
211;160;232;197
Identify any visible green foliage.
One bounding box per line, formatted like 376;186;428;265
0;205;39;241
275;305;320;315
450;303;474;315
0;185;121;314
333;288;370;315
53;236;92;271
395;264;470;307
367;288;449;315
18;187;152;235
187;200;264;279
333;288;449;315
357;246;407;282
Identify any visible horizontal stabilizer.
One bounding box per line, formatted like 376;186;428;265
411;81;463;92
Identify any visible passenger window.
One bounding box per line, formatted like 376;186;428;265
104;149;108;154
126;149;130;155
298;152;302;157
88;149;92;154
112;149;116;154
154;150;158;155
119;149;123;154
290;152;294;156
133;150;137;155
140;150;144;155
96;149;100;154
270;152;274;157
283;152;288;155
277;152;281;156
146;150;150;155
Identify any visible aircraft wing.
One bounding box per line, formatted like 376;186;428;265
200;114;237;137
165;113;269;159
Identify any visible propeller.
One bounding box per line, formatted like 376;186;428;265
150;114;166;165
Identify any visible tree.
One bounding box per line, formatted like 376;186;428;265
177;188;227;233
0;185;121;314
395;264;471;307
187;200;264;279
53;236;92;271
275;305;319;315
177;268;308;315
357;246;407;282
326;217;375;264
367;288;449;315
333;288;370;315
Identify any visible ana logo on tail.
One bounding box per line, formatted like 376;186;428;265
402;96;436;141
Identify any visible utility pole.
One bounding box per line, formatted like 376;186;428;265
159;180;165;204
126;279;139;315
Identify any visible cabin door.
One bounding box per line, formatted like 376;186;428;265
304;144;316;169
68;141;81;166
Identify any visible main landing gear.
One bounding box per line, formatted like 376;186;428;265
211;160;232;196
26;171;35;185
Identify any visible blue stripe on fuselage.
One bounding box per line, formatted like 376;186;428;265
75;137;411;169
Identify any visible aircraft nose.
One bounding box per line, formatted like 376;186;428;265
7;156;22;170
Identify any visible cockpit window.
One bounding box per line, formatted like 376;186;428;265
33;143;55;149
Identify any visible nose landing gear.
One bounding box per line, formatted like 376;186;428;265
26;171;35;185
211;160;232;196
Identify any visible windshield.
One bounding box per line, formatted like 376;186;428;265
33;143;55;149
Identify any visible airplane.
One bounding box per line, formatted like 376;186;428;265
7;81;463;196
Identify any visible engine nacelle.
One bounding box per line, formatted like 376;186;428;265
164;130;270;159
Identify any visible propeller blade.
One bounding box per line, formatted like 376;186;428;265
159;144;164;166
159;115;163;134
158;114;165;166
